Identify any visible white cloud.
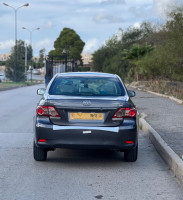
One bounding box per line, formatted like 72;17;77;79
1;0;183;56
76;0;125;4
75;0;101;4
153;0;182;18
0;40;14;51
34;39;53;52
76;8;92;13
125;0;153;6
101;0;125;4
94;13;124;23
83;38;99;52
45;21;54;28
133;22;141;28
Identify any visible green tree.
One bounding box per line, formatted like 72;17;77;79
0;61;6;66
135;7;183;81
5;40;32;82
93;6;183;82
37;48;46;68
92;46;110;72
92;24;154;79
49;28;85;61
123;44;154;80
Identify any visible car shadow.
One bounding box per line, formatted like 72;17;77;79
46;149;126;166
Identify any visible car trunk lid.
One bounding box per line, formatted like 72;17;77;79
46;95;131;127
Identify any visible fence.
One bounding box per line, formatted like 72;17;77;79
45;55;78;85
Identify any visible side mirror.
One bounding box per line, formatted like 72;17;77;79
37;88;46;95
128;90;136;97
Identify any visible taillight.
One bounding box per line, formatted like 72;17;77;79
37;106;49;116
36;106;61;119
125;141;134;144
48;106;61;119
39;139;47;142
112;107;136;120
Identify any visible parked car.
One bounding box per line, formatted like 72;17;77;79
34;72;138;162
0;73;5;82
32;69;41;75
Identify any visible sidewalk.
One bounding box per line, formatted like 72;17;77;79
128;86;183;158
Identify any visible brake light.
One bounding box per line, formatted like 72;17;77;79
37;106;49;116
125;141;134;144
112;107;136;120
36;106;61;119
39;139;47;142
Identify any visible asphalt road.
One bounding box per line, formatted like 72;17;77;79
0;85;183;200
27;73;44;81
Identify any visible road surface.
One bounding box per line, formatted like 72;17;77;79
0;85;183;200
27;73;44;81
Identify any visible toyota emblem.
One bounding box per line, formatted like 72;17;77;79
83;100;91;106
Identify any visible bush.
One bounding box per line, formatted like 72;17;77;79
78;66;91;72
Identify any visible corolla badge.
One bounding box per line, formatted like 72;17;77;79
83;100;91;106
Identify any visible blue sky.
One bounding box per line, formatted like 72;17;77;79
0;0;182;56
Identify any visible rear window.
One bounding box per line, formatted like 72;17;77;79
49;76;126;96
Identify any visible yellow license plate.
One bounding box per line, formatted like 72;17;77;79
70;113;103;120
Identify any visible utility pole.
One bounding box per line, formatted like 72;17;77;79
22;27;40;82
25;43;27;80
3;3;29;82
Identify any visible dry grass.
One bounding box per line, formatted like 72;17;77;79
131;80;183;101
0;81;42;90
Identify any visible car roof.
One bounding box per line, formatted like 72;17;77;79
56;72;118;78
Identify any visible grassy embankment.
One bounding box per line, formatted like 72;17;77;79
0;80;43;91
130;80;183;101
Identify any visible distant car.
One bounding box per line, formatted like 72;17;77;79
34;72;138;162
0;74;5;82
32;69;41;75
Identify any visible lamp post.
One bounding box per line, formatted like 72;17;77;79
22;27;40;82
63;49;70;72
25;43;27;80
3;3;29;82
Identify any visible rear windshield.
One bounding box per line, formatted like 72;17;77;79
49;76;126;96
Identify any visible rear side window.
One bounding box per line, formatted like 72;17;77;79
49;76;126;96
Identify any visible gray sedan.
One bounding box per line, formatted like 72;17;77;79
34;72;138;162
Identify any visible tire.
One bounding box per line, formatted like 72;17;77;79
124;144;138;162
33;142;47;161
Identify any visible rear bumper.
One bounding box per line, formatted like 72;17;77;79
34;118;138;151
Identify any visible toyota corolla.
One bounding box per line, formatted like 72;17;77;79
34;72;138;162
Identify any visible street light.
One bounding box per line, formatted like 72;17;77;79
3;3;29;82
22;27;40;47
22;27;40;82
62;49;70;72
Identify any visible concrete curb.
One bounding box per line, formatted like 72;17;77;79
128;85;183;104
139;114;183;186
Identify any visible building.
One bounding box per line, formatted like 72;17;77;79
32;56;40;63
81;53;93;68
0;52;11;61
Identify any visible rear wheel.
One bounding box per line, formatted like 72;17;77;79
124;144;138;162
33;142;47;161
